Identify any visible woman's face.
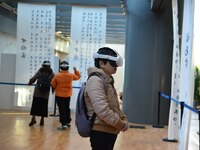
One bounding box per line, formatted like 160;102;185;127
100;60;117;75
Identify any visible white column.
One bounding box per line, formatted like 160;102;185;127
167;0;180;141
178;0;195;149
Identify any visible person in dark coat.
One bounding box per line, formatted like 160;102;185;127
28;61;54;126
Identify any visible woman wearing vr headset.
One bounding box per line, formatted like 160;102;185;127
85;47;129;150
51;61;80;130
28;61;54;126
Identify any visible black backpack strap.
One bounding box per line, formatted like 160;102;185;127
90;113;96;127
87;72;108;127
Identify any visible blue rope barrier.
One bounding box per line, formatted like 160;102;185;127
183;103;199;114
0;82;81;89
0;82;35;86
160;92;199;114
72;86;81;89
160;92;180;105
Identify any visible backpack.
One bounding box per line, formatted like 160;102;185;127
75;72;107;137
37;71;51;92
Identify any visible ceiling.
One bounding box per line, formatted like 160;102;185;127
0;0;127;44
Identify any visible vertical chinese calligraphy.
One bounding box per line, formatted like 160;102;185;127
69;6;106;86
16;3;55;106
178;0;195;150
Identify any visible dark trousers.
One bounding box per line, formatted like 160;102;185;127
90;130;118;150
55;96;71;126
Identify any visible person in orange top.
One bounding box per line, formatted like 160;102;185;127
51;61;81;130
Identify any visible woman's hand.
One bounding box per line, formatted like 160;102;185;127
121;122;129;132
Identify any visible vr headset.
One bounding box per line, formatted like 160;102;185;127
60;63;69;68
93;50;123;67
42;61;51;66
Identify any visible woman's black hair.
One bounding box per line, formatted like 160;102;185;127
94;47;117;68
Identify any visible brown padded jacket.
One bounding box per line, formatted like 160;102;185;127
51;70;80;97
85;67;128;134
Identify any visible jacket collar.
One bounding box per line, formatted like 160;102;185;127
87;67;114;84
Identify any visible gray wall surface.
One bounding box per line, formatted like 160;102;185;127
0;14;16;36
0;6;17;35
123;0;173;125
0;54;16;109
